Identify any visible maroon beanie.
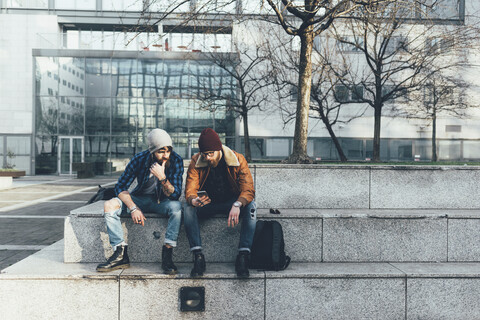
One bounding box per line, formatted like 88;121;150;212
198;128;222;152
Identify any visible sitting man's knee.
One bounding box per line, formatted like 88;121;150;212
104;198;121;213
167;201;182;215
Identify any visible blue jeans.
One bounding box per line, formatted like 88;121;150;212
104;194;182;248
184;197;257;252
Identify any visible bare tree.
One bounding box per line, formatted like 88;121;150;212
403;72;476;161
327;1;470;161
197;39;272;162
264;0;396;163
266;30;367;162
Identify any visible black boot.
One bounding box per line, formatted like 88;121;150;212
96;245;130;272
235;251;250;278
161;245;178;275
190;251;206;278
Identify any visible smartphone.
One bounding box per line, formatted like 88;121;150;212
197;190;208;198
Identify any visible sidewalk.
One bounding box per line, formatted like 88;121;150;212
0;175;118;270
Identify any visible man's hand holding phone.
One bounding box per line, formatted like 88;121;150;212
193;190;211;207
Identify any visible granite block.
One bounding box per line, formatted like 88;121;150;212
262;217;323;262
0;279;118;320
323;217;447;262
448;219;480;261
65;211;323;263
370;168;480;209
407;278;480;319
265;277;405;320
254;167;370;208
264;262;405;278
65;215;243;263
391;262;480;277
120;267;264;320
0;241;118;320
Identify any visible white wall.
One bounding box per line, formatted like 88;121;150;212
0;14;58;134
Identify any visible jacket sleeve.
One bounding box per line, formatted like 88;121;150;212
114;158;139;196
166;156;184;201
185;156;200;205
236;153;255;206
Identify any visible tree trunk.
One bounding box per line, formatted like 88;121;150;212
432;109;437;162
287;30;314;164
372;105;382;162
327;125;347;162
319;112;347;162
242;112;252;162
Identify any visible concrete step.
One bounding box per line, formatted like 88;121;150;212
3;241;480;319
65;202;480;263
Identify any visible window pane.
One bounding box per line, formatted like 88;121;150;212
149;0;190;12
390;140;413;160
112;59;137;97
463;141;480;159
86;98;111;135
7;0;48;8
56;0;95;10
35;136;58;174
59;97;84;135
267;139;289;157
438;140;461;160
111;136;146;163
103;0;143;11
86;58;111;97
35;57;59;97
165;98;189;133
6;136;31;155
85;136;111;168
112;98;143;136
36;97;58;135
59;57;85;97
414;140;432;160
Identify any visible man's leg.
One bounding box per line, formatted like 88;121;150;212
148;199;182;274
238;200;257;252
183;202;229;277
97;198;130;272
236;200;257;278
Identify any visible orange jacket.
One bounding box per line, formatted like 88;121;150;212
185;146;255;207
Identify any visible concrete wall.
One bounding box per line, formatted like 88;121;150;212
0;14;59;135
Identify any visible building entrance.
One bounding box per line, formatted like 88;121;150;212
58;136;84;175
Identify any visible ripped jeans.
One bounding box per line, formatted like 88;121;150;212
183;197;257;252
104;194;182;248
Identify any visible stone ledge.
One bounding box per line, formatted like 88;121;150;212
71;202;475;219
5;243;480;319
6;241;480;280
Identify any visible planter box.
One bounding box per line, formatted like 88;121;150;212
0;170;26;178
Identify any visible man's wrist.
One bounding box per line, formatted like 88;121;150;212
233;201;242;208
129;206;138;213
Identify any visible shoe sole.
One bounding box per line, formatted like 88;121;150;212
96;264;130;272
163;269;178;275
190;272;205;278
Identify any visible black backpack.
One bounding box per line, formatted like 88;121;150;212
250;220;291;271
86;185;116;204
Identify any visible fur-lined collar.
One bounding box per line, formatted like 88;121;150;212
195;145;240;168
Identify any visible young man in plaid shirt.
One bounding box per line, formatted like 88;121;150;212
96;129;184;274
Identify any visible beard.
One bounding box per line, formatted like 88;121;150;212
207;152;222;168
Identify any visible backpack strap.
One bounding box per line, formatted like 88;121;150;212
271;221;283;271
252;220;266;247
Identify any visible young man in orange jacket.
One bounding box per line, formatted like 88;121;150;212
184;128;257;278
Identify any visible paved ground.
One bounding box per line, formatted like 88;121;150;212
0;175;118;271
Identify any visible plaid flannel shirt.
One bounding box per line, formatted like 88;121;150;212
114;150;184;201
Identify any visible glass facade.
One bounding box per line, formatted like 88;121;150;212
34;54;236;174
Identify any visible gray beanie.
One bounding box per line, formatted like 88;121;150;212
147;129;173;153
